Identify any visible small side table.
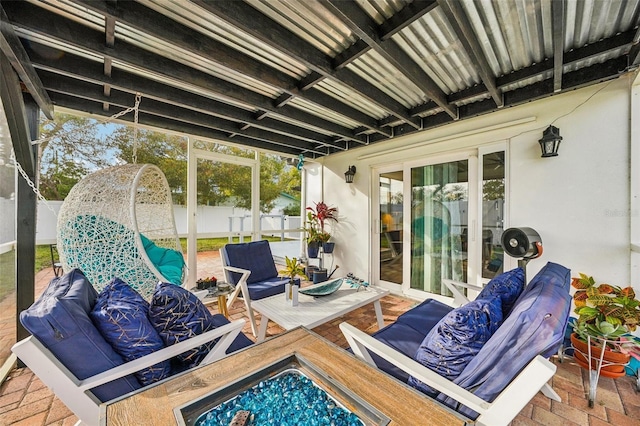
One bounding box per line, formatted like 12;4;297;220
208;282;235;318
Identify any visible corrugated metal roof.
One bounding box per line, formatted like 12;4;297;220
6;0;640;158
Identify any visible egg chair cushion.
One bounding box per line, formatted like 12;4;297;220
140;234;184;285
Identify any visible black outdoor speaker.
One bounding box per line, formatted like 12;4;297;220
501;227;542;259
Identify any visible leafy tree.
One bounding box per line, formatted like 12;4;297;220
38;113;118;200
37;114;302;210
110;127;189;204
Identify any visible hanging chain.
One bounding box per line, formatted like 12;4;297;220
132;92;141;164
10;150;58;216
33;95;144;146
12;94;144;215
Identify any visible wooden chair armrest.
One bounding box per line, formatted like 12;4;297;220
442;279;484;306
78;319;245;391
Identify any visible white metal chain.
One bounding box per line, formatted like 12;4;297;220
12;93;144;215
132;92;141;164
10;150;58;216
32;94;143;146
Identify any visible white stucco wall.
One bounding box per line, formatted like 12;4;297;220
306;74;636;294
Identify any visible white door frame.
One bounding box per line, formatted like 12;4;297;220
186;140;260;287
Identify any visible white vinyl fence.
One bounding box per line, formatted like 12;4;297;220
36;201;301;244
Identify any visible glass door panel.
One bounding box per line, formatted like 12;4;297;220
481;152;505;279
410;160;467;295
379;171;403;284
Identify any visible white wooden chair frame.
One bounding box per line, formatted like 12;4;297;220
222;266;257;337
340;322;556;426
12;319;246;426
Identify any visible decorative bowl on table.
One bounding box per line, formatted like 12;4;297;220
298;278;344;296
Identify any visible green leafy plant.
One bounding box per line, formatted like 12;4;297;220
279;256;308;284
571;273;640;349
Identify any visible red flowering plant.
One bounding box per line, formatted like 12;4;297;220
196;275;217;290
306;201;338;243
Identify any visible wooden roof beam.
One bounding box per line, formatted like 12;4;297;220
321;0;457;121
69;0;384;139
5;3;366;144
0;4;52;119
28;49;348;149
191;0;407;136
551;0;566;92
437;0;503;108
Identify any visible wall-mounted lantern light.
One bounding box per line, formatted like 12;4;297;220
538;125;562;157
344;165;356;183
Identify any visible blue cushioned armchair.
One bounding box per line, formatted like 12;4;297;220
341;262;572;426
220;240;300;336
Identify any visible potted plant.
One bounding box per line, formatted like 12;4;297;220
570;273;640;377
303;212;322;258
306;201;338;254
279;256;308;301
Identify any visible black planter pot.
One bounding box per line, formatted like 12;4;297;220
307;241;320;258
322;242;335;253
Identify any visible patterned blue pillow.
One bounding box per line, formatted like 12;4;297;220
148;282;218;369
477;267;525;316
90;278;171;386
408;296;503;396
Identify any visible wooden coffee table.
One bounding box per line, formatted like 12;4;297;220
251;282;389;342
103;328;461;425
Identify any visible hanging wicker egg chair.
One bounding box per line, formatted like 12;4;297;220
57;163;185;300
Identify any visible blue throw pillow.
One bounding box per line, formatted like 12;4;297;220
477;267;525;316
90;278;171;386
19;269;141;402
148;282;218;369
408;296;503;396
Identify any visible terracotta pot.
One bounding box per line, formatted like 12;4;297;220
570;333;630;378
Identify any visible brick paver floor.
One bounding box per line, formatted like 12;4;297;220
1;251;639;425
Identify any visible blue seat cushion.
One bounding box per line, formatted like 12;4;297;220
210;314;254;353
440;262;572;419
90;278;171;386
246;276;296;300
477;267;525;316
367;299;453;383
222;240;278;284
409;296;503;396
19;269;141;402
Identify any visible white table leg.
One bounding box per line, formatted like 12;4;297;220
373;300;384;329
257;315;269;342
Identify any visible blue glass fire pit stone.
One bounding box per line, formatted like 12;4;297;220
196;370;363;426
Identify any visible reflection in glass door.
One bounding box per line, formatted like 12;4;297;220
379;172;403;284
410;160;467;295
481;151;505;280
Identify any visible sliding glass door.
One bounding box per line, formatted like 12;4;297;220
410;159;467;295
375;145;506;299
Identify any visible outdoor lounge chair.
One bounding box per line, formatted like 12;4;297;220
12;269;253;426
341;262;571;426
220;240;299;337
